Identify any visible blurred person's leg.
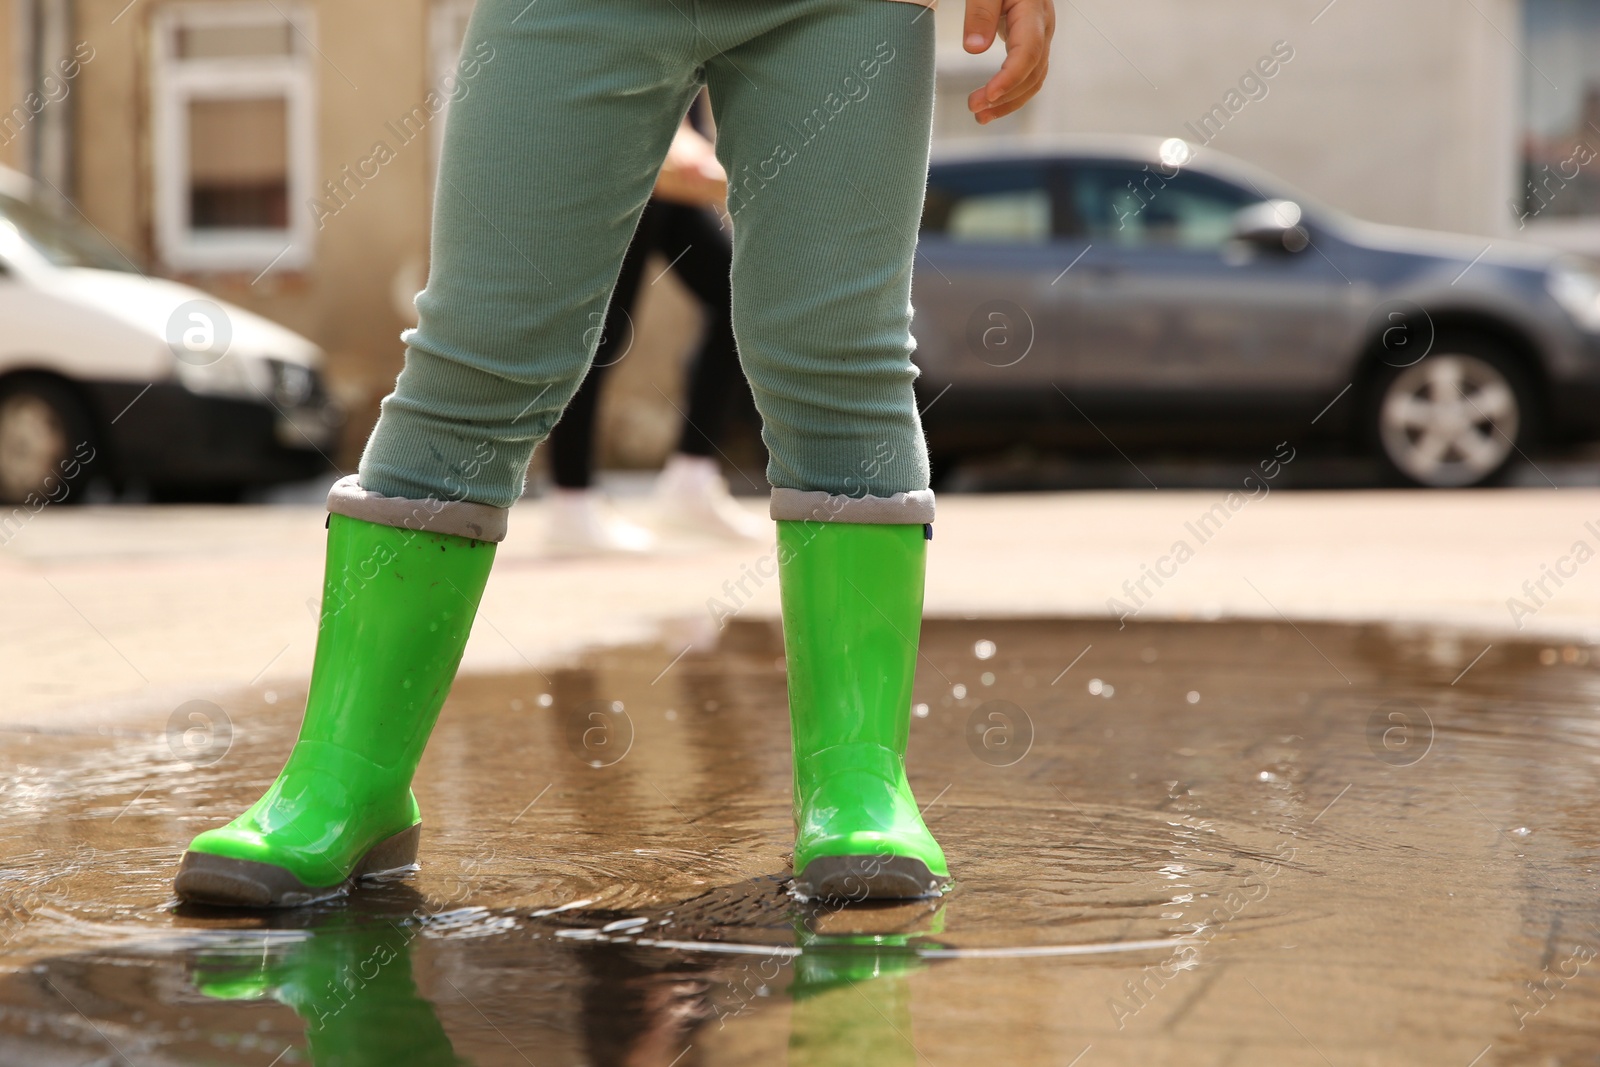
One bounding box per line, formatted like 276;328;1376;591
176;0;702;906
546;205;661;554
703;2;946;898
650;202;767;541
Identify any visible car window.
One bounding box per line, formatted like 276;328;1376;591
923;162;1052;244
1068;164;1260;250
0;193;141;272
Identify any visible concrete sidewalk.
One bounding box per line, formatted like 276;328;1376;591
2;488;1598;725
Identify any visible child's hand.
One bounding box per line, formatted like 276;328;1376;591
964;0;1056;124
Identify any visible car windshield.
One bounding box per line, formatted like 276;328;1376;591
0;192;141;272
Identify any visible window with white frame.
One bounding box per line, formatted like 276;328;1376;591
151;3;316;271
1520;0;1600;225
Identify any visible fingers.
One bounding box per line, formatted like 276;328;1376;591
968;0;1055;124
973;84;1040;122
979;38;1046;105
968;60;1046;123
964;0;1003;53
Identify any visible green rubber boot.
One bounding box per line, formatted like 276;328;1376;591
778;520;949;901
175;513;495;907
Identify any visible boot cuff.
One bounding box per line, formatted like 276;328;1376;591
770;488;935;525
326;475;509;542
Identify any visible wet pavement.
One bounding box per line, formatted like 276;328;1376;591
2;616;1599;1065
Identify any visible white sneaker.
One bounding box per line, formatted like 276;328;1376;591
654;454;768;541
545;488;657;555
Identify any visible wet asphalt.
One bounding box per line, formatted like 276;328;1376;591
1;616;1598;1065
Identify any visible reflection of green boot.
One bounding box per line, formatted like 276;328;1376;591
177;504;497;907
791;930;927;994
789;929;924;1067
192;921;464;1066
779;521;948;900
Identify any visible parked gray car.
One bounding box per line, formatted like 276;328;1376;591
913;136;1600;487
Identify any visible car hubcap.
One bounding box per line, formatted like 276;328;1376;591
1379;354;1519;487
0;393;69;502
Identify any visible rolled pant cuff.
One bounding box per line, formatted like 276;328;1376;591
326;475;510;543
769;488;935;525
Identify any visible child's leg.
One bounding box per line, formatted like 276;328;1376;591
176;0;702;907
703;0;935;503
361;1;705;508
701;2;945;899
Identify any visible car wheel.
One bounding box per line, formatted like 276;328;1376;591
1367;340;1533;488
0;378;98;506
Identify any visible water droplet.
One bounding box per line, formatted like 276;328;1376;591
538;693;553;707
1088;678;1104;695
974;639;997;660
980;672;995;686
913;703;930;718
952;683;968;699
263;691;277;704
1186;691;1201;704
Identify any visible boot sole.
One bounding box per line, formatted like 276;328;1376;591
174;823;421;909
794;855;946;902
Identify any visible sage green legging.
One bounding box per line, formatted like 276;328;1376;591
359;0;936;508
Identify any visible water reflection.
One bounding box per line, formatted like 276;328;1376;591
5;618;1600;1063
167;891;948;1067
787;905;941;1067
189;892;466;1066
560;895;948;1067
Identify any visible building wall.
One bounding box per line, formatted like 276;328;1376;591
66;0;439;461
935;0;1523;238
0;0;20;173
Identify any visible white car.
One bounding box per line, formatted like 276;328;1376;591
0;167;340;505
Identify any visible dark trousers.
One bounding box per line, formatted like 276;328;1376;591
548;199;741;489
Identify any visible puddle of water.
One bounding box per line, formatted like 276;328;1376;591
1;618;1599;1064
